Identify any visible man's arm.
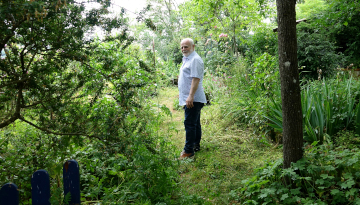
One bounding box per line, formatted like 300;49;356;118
186;77;200;108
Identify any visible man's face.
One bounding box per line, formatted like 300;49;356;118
180;40;194;57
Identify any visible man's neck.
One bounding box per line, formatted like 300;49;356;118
184;51;195;57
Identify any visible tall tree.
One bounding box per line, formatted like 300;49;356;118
134;0;183;62
0;0;151;139
181;0;264;56
276;0;303;169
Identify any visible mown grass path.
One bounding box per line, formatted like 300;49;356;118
156;86;282;204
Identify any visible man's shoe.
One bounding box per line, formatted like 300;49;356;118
194;144;201;153
179;150;194;160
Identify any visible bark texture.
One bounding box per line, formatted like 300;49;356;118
276;0;303;169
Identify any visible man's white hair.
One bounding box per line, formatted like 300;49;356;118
181;38;194;45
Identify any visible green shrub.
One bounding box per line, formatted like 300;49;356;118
0;97;181;204
222;53;280;135
199;38;238;75
232;142;360;204
157;58;181;87
297;20;345;80
0;122;67;204
325;5;360;68
244;26;278;65
203;73;230;103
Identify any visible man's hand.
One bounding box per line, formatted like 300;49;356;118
186;95;194;108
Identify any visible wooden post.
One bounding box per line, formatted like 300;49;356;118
0;183;19;205
31;169;51;205
63;160;80;205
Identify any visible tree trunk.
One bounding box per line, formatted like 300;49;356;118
276;0;303;169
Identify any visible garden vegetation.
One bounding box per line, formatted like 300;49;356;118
1;0;360;204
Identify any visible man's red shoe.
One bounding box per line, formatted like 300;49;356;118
179;150;194;160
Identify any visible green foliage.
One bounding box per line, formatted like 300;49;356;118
0;0;131;133
75;123;179;203
301;0;360;68
245;26;278;65
320;0;360;32
297;21;345;80
180;0;264;57
0;102;181;204
222;53;280;136
331;12;360;67
202;39;238;75
202;73;229;103
356;102;360;136
301;77;359;142
233;143;360;204
0;13;179;202
156;58;181;88
266;75;360;143
161;59;180;80
296;0;328;19
133;0;183;64
0;121;77;204
173;97;182;111
335;130;360;150
247;53;279;96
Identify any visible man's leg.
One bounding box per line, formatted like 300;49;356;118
194;103;203;152
183;102;203;154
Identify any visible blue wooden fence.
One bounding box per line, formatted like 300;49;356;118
0;159;80;205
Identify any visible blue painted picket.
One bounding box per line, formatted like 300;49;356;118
31;169;50;205
0;160;80;205
63;160;80;205
0;183;19;205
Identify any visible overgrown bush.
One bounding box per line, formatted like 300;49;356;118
198;37;238;75
202;73;231;103
73;107;179;204
323;3;360;68
331;12;360;68
0;98;181;204
222;53;280;135
0;39;187;204
297;21;345;80
0;122;67;203
244;26;278;65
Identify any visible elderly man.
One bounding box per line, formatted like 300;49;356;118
178;38;207;159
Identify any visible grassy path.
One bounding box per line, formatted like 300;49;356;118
156;86;282;204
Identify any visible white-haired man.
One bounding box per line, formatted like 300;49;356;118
178;38;207;159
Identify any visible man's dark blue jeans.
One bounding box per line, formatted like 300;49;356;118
183;102;204;154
